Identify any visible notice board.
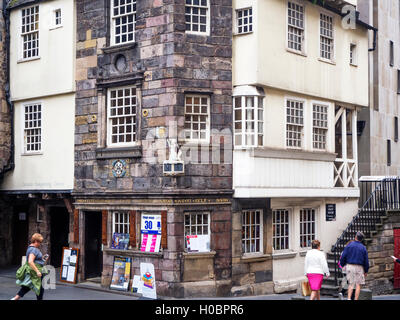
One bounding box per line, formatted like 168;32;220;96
60;247;79;284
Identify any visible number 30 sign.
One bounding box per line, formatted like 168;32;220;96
141;214;162;235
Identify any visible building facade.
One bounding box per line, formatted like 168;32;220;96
358;0;400;176
231;0;372;294
0;0;76;268
72;0;233;298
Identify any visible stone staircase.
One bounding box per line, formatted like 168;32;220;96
321;212;389;296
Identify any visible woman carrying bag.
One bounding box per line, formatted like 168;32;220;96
304;240;330;300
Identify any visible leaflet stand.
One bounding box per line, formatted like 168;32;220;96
60;247;79;284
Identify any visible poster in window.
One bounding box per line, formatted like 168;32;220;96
140;214;161;253
110;256;132;291
186;235;210;252
111;233;129;250
60;247;79;284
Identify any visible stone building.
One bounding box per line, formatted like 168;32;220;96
231;0;373;294
72;0;233;297
0;0;76;268
358;0;400;176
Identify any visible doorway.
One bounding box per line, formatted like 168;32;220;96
84;211;103;279
12;206;30;265
50;207;70;268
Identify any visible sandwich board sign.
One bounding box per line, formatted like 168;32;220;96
140;262;157;299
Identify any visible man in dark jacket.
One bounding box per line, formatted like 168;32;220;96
339;232;369;300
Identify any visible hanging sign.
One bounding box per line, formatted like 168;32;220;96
326;204;336;221
140;262;157;299
110;256;132;291
140;214;162;253
60;247;79;284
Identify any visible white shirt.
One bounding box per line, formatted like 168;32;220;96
304;249;330;277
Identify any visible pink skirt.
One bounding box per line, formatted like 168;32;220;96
307;273;324;291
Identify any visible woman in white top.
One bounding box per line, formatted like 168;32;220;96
304;239;330;300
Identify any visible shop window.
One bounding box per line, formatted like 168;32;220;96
273;209;290;251
184;212;210;252
299;208;316;248
111;0;136;45
241;209;263;254
21;5;39;60
112;211;130;234
287;1;305;53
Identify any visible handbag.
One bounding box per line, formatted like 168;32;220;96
301;280;311;296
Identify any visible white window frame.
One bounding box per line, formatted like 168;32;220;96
112;211;130;235
285;97;305;149
233;95;264;148
110;0;136;46
22;101;43;155
20;5;40;61
241;209;263;255
236;7;253;35
184;94;210;143
272;208;291;252
312;103;329;151
286;0;306;55
107;86;139;148
184;211;211;251
319;12;335;63
350;43;357;66
185;0;210;36
299;208;316;249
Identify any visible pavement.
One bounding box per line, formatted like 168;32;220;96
1;266;400;300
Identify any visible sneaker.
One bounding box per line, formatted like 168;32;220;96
10;297;16;300
338;293;343;300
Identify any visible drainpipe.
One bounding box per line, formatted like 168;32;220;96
368;28;377;52
0;0;15;180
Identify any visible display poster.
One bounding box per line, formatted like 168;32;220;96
131;275;143;294
110;256;132;291
140;214;161;253
186;235;210;252
111;233;130;250
140;262;157;299
60;247;79;284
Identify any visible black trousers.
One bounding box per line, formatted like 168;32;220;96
17;276;44;300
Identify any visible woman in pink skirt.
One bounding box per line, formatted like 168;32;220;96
304;240;330;300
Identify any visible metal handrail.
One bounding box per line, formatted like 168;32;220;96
331;177;400;286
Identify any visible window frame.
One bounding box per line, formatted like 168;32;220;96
299;208;317;249
185;0;210;36
285;97;305;149
20;5;40;62
184;211;211;252
390;40;394;67
312;103;329;151
183;94;211;143
272;208;291;252
106;85;139;148
110;0;137;47
112;211;130;235
286;0;306;56
241;209;264;256
350;43;357;66
22;101;43;155
236;7;253;35
319;11;335;63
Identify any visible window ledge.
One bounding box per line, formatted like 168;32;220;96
96;146;142;159
183;251;216;259
21;152;43;157
286;48;307;57
272;251;297;260
102;42;137;54
49;25;63;31
299;250;309;257
104;248;163;258
250;147;337;162
17;56;41;64
350;63;358;67
318;57;336;65
233;31;254;37
240;253;272;263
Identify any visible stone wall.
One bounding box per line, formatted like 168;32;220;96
365;210;400;295
0;0;10;174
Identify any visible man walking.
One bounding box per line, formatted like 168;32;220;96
339;232;369;300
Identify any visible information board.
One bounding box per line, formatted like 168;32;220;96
326;203;336;221
140;214;162;253
110;256;132;291
60;247;79;284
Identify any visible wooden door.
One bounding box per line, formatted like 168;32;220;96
394;228;400;289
